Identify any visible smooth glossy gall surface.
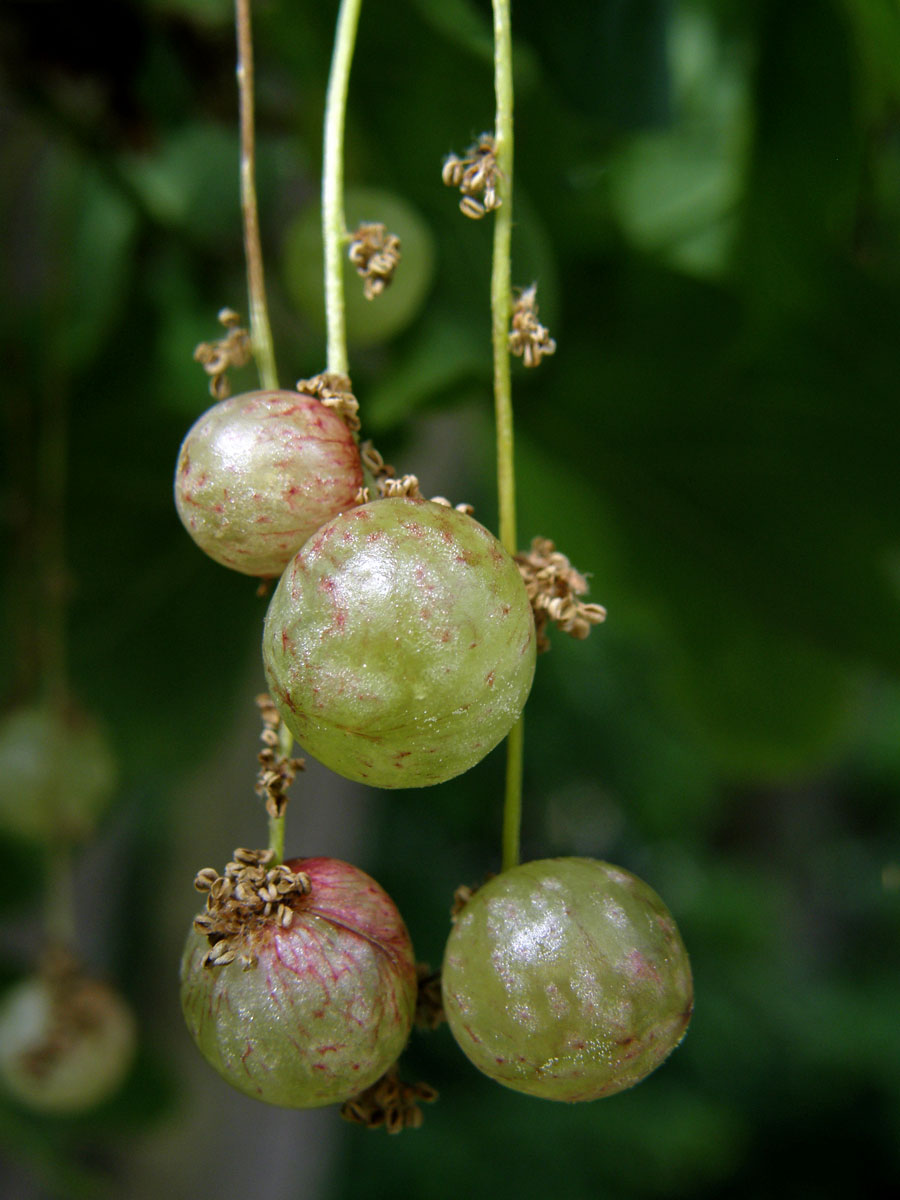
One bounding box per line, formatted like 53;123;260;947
442;857;693;1101
262;498;536;788
174;389;362;577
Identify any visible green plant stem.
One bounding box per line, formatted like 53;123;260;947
35;342;80;946
322;0;363;378
37;370;68;712
267;719;295;864
502;717;524;872
268;809;286;864
491;0;523;874
236;0;279;390
45;842;77;949
491;0;516;560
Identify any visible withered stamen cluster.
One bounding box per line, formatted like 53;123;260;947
516;537;607;652
509;285;557;368
354;444;473;514
414;964;446;1031
380;474;423;500
442;134;502;219
295;372;361;432
193;308;252;400
428;495;475;516
193;847;311;971
255;693;304;820
341;1065;438;1133
348;223;401;300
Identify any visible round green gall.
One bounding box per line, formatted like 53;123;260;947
174;389;362;578
262;498;536;788
180;856;417;1108
0;971;135;1113
0;704;117;844
441;857;693;1101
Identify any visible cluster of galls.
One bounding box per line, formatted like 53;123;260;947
0;710;137;1114
174;348;691;1114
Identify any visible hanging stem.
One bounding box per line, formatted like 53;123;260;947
37;372;69;712
235;0;279;390
322;0;364;378
45;842;77;949
36;331;77;947
268;809;286;864
266;718;294;864
490;0;523;874
491;2;516;560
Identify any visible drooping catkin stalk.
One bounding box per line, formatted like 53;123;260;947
490;0;524;874
236;0;284;859
322;0;364;377
235;0;279;390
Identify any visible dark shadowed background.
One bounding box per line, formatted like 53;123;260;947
1;0;900;1196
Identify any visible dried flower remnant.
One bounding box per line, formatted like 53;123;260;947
348;222;402;299
380;473;423;500
191;846;312;970
193;308;252;399
295;371;361;433
509;285;556;368
341;1065;438;1133
255;693;304;820
442;134;502;219
353;444;474;513
515;537;607;652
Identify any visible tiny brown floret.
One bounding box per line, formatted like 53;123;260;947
442;133;502;219
348;223;402;300
508;285;556;369
255;693;304;820
340;1064;438;1133
515;537;607;652
192;847;312;971
193;308;252;399
295;372;361;433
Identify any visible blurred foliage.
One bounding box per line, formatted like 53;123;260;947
1;0;899;1196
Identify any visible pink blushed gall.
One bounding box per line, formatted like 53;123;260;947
180;856;417;1108
174;389;362;578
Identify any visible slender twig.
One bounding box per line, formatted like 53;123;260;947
46;843;77;949
268;809;286;865
37;372;68;711
491;0;516;558
37;315;77;944
322;0;364;378
267;719;294;864
490;0;523;874
235;0;278;390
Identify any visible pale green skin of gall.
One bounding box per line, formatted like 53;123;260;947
0;976;135;1113
0;705;117;843
180;857;417;1108
174;390;362;578
441;858;693;1102
262;498;536;789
